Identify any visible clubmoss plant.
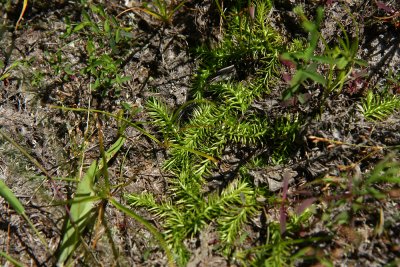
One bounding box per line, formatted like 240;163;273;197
127;176;259;264
126;1;303;265
130;1;399;266
192;0;282;98
358;90;400;120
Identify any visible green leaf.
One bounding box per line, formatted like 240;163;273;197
90;4;105;17
115;28;121;43
90;23;100;34
57;136;126;265
289;69;307;87
0;180;25;215
110;15;119;26
115;75;131;84
86;39;95;54
56;161;98;264
73;21;89;32
302;69;326;86
302;21;316;32
104;19;111;33
366;187;386;199
171;1;186;14
0;73;10;81
354;58;368;67
335;57;348;69
312;55;336;65
82;10;91;22
64;65;74;75
359;91;400;121
0;251;24;267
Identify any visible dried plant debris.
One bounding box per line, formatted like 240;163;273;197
0;0;399;266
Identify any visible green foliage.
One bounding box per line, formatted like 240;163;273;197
57;4;132;96
216;180;257;251
56;137;127;264
362;155;400;194
1;106;174;265
142;0;186;25
147;80;294;176
193;0;283;98
0;251;24;267
269;114;301;164
321;154;400;233
64;4;132;51
358;90;400;120
0;176;50;255
83;51;128;94
125;2;303;265
52;119;173;265
118;0;186;26
235;210;316;266
159;96;272;176
0;178;25;216
127;178;258;265
0;59;21;81
146;97;179;140
281;7;366;103
5;0;400;265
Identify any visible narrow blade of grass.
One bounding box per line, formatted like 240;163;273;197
0;251;24;267
0;179;25;215
56;160;98;264
57;136;125;264
0;173;50;253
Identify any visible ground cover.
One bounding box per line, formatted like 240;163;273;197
0;0;399;266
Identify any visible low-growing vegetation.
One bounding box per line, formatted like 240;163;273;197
0;0;399;266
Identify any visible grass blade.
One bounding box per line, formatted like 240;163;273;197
0;179;25;215
0;180;50;254
0;251;24;267
56;160;98;264
57;136;126;264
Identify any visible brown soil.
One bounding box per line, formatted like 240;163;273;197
0;0;399;266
